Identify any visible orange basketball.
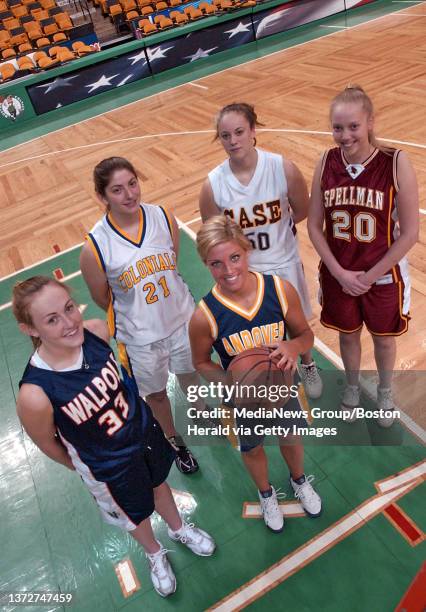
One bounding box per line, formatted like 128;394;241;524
228;347;286;388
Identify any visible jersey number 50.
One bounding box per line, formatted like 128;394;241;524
246;231;271;251
331;210;376;243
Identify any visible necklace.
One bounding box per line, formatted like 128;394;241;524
82;348;89;370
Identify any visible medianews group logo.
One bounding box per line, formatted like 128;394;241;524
0;94;24;122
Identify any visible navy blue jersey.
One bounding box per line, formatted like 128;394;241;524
19;329;150;480
200;272;288;370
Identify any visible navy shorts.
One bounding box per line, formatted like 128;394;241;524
86;417;176;531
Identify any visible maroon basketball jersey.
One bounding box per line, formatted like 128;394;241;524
321;147;402;281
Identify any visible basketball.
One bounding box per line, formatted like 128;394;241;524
228;347;288;399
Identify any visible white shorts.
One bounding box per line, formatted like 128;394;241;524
125;321;195;397
260;261;313;319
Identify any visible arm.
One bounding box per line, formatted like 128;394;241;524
361;151;419;285
84;318;110;343
80;242;110;311
269;281;314;372
284;159;309;224
189;307;227;385
17;385;75;470
199;178;221;222
307;158;371;296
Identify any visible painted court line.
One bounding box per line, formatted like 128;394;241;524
1;1;423;157
114;559;140;598
375;459;425;493
185;216;202;226
210;466;423;611
0;129;424;172
188;82;209;90
0;242;83;283
383;503;424;546
243;501;305;518
320;25;349;29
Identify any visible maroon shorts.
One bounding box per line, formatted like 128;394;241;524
319;266;410;336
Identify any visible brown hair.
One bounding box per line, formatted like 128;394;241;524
12;276;72;349
196;215;252;263
93;157;138;197
330;84;386;150
214;102;264;142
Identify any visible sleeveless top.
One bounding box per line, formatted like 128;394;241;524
87;203;195;346
208;149;301;271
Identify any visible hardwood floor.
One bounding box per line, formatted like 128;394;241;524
0;2;424;424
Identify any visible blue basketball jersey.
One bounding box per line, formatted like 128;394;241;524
200;272;288;370
19;329;150;480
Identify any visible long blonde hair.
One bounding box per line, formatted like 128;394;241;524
12;276;72;349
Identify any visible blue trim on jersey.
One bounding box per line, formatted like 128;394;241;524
203;274;287;371
88;233;106;272
105;206;147;248
159;206;173;238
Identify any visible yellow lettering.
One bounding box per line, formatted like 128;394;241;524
251;327;263;346
129;265;141;285
260;324;272;344
229;333;245;354
222;338;236;357
240;330;254;351
158;254;168;271
270;322;279;342
136;259;148;279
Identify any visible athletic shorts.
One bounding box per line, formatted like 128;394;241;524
258;261;313;319
124;321;195;397
78;417;175;531
319;266;410;336
237;393;308;453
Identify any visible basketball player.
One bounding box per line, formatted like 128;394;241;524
80;157;198;473
13;277;215;598
308;85;419;427
189;216;322;533
199;102;323;400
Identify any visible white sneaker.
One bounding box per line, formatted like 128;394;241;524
258;486;284;533
290;475;322;517
146;543;176;597
376;387;396;428
340;385;361;422
168;521;216;556
299;361;323;399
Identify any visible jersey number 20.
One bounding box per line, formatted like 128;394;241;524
331;210;376;243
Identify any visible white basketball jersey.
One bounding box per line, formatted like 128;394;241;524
208;149;301;270
87;204;195;346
